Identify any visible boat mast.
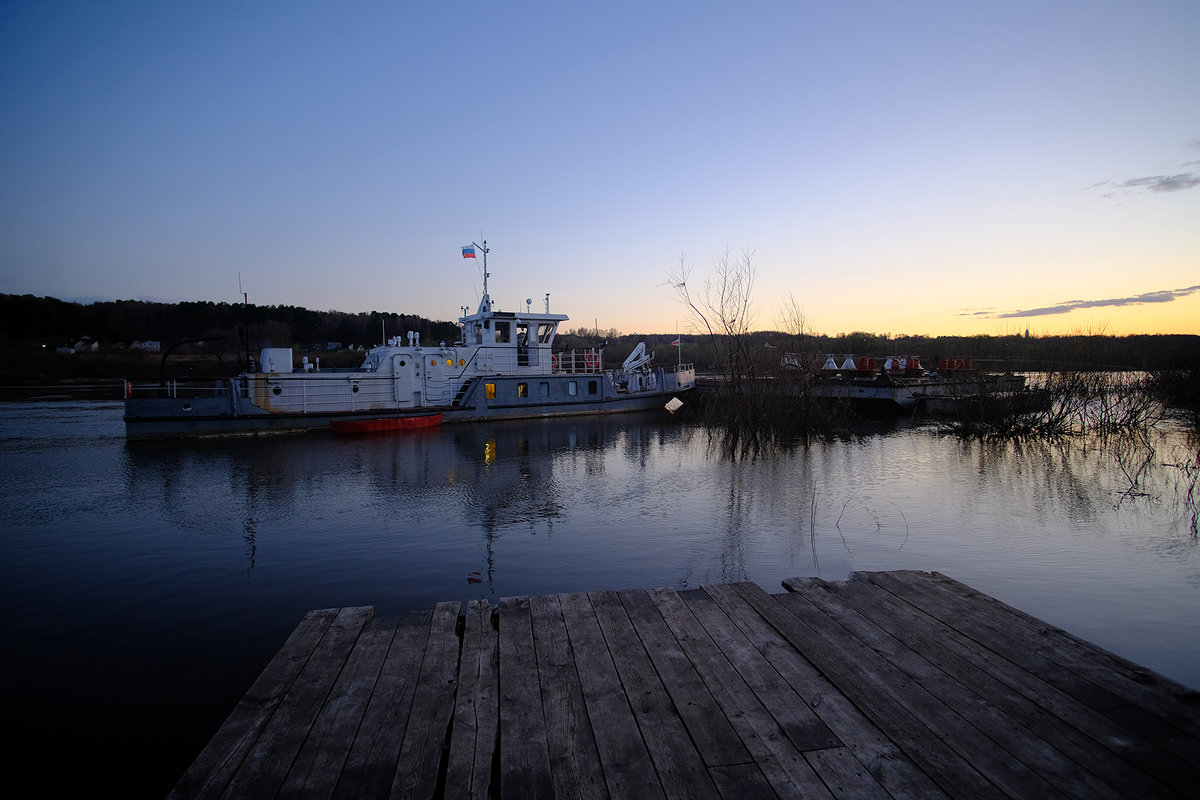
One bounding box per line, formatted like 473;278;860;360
471;240;491;313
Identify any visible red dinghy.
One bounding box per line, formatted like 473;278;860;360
330;414;442;434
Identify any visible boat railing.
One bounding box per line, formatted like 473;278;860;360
124;378;242;400
552;348;604;375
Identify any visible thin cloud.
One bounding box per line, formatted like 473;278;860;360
1119;174;1200;193
979;285;1200;320
1089;139;1200;198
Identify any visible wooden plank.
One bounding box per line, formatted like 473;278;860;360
219;606;375;799
764;585;1006;800
278;615;400;798
390;601;462;799
331;610;431;800
826;573;1184;799
499;595;555;800
528;593;608;800
929;571;1200;738
787;577;1123;800
169;608;343;799
445;600;498;800
589;590;719;800
685;586;888;799
616;590;760;772
646;587;833;799
780;582;1062;799
557;590;666;799
686;587;840;751
709;582;949;800
863;571;1200;755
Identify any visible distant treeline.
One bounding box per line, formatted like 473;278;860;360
0;293;459;351
1;293;1197;377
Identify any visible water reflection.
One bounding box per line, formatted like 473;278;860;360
2;401;1199;800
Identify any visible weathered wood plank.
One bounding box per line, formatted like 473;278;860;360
709;581;948;800
176;572;1200;800
589;590;719;800
687;586;840;751
646;587;833;799
864;571;1200;757
769;584;1006;800
685;586;889;798
529;593;608;800
499;595;555;800
389;601;462;799
617;590;758;771
278;615;399;798
826;573;1182;799
219;606;375;798
169;608;345;800
558;590;666;799
330;611;431;800
788;577;1120;800
445;600;498;800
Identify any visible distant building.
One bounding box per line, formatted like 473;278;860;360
131;340;161;352
326;342;343;351
74;336;98;353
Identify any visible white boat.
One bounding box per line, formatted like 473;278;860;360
124;244;695;439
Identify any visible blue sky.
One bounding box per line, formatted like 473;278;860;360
2;1;1198;337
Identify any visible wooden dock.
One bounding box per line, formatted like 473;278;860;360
169;571;1200;799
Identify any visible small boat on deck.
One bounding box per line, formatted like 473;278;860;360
330;414;443;434
124;242;695;439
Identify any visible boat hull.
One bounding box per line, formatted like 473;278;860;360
124;374;694;439
805;373;1028;414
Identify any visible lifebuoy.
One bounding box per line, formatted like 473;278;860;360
584;350;599;369
124;380;133;399
551;354;560;371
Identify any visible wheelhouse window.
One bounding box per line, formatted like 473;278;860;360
494;321;510;343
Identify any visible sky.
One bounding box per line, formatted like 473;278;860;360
2;1;1198;339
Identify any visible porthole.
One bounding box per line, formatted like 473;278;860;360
458;359;466;366
272;385;282;395
445;358;453;366
398;359;406;366
352;384;359;393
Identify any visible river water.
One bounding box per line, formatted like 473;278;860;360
2;399;1198;796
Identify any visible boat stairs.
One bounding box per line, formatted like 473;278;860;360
169;571;1200;799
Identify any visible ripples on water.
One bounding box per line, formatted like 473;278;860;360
1;400;1197;796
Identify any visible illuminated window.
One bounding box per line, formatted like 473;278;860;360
517;382;528;398
485;383;496;399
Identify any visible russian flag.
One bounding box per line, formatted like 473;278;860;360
462;246;476;259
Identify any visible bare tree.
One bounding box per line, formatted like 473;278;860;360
667;247;758;392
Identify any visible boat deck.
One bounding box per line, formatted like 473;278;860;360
169;570;1200;799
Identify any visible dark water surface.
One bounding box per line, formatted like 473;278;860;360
2;400;1198;796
